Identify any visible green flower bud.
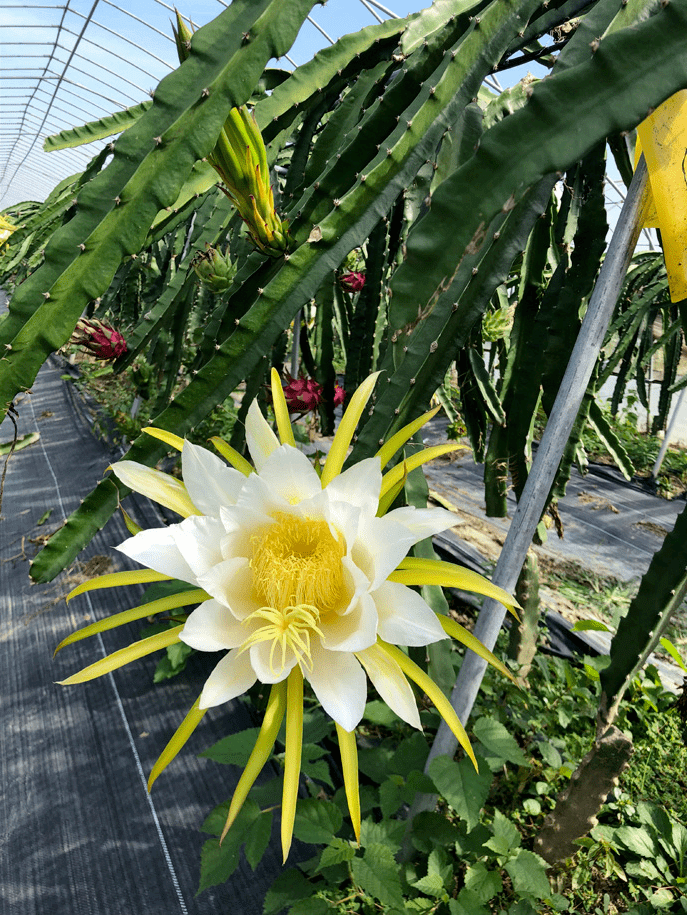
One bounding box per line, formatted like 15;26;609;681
191;244;237;293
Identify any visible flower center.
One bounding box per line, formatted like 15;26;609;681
240;514;346;676
249;513;345;612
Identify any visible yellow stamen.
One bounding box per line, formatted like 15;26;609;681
250;513;345;611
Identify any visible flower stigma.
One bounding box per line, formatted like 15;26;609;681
240;513;347;675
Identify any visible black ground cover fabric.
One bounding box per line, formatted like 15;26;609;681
0;353;290;914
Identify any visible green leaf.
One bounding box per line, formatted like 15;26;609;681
360;816;405;852
351;843;405;911
379;776;405;818
390;731;430;777
411;811;462;852
364;699;401;726
263;869;313;915
463;861;502;904
484;809;521;858
429;753;492;832
244;810;273;871
614;825;659;858
659;636;687;674
473;717;530;768
412;873;446;898
197;837;241;893
504;848;552;900
199;728;261;766
288;898;330;915
317;837;356;870
293;797;343;846
449;890;490;915
301;743;334;789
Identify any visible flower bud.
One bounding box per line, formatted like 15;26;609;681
339;271;366;293
70;318;127;360
191;244;237;293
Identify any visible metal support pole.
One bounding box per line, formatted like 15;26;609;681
407;157;651;827
651;384;687;480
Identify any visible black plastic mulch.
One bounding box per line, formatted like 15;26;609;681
0;355;291;914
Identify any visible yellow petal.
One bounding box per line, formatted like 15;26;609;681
391;557;519;616
221;680;287;842
148;696;207;790
55;589;209;656
143;427;185;451
209;436;253;476
379;641;478;769
335;723;361;844
57;625;184;685
281;667;304;863
379;444;464;501
66;569;171;602
374;406;441;470
438;616;516;684
271;367;295;447
320;372;381;488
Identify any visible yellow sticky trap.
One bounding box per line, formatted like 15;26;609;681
636;90;687;301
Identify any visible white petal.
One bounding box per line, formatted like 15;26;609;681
322;457;382;514
257;445;321;505
373;580;448;646
385;505;459;541
196;557;256;619
116;527;196;583
111;461;197;517
180;599;247;651
199;649;257;709
321;591;377;652
181;441;245;516
170;515;224;579
350;515;416;590
306;641;367;731
249;640;297;684
245;399;279;471
356;643;421;729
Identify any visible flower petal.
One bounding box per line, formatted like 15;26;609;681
351;515;416;590
322;457;381;514
116;526;196;583
181;440;245;516
199;649;257;709
249;639;297;684
111;461;198;517
245;399;279;471
258;444;321;506
356;642;421;729
181;599;247;652
321;590;377;652
385;505;459;541
372;580;448;646
196;557;255;619
170;515;224;579
306;642;367;731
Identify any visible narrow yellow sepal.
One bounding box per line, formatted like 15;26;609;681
281;667;304;863
55;589;208;656
335;723;361;844
221;680;287;843
379;443;465;501
376;469;407;517
391;557;520;616
321;372;381;489
143;427;185;452
57;625;184;685
120;504;142;536
380;641;477;770
66;570;171;602
438;616;516;684
374;406;441;470
148;696;207;791
636;90;687;301
271;367;296;447
209;436;253;476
